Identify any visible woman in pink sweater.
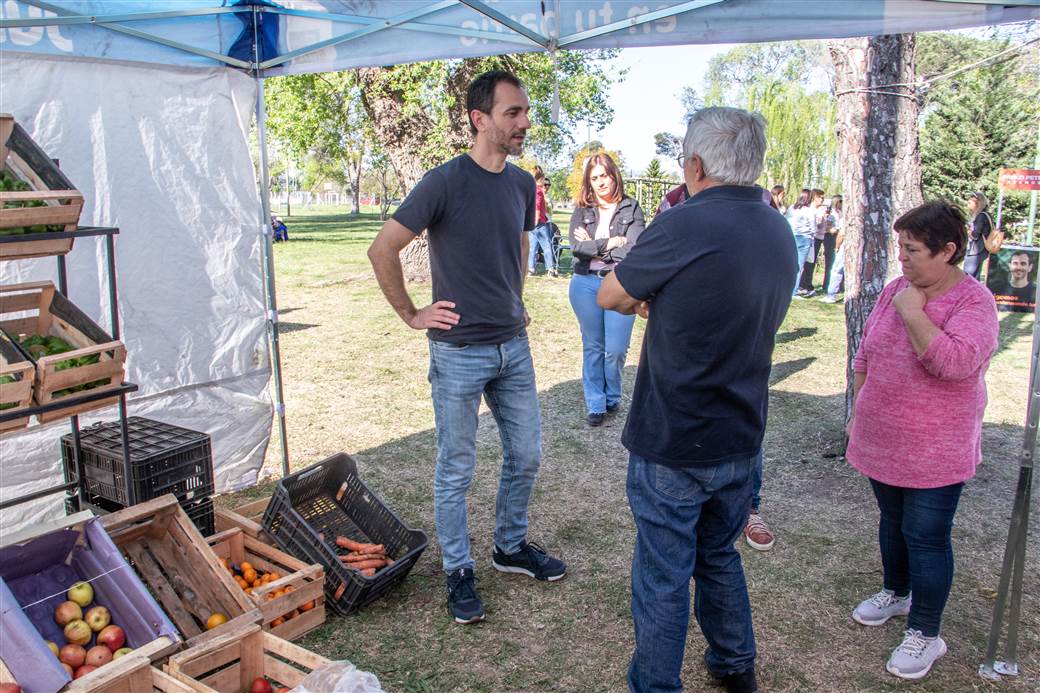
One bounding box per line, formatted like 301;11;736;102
846;200;998;681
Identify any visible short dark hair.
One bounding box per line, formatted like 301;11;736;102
771;184;785;195
893;200;967;265
467;70;524;135
1010;250;1033;265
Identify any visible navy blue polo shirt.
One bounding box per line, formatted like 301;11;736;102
614;185;797;468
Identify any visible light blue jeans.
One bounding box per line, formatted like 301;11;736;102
826;245;845;299
569;272;637;415
793;234;813;296
528;222;557;272
428;332;542;572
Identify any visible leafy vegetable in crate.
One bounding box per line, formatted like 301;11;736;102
0;170;65;233
0;373;16;410
17;333;108;397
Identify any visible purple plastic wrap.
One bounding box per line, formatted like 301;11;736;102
0;516;180;693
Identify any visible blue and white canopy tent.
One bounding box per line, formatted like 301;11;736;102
1;1;1038;675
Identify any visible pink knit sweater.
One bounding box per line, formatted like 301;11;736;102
847;274;998;488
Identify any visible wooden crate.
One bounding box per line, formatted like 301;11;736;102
0;328;33;432
100;495;261;648
167;623;330;693
214;496;272;541
206;527;325;641
0;281;125;422
61;653;208;693
0;113;84;260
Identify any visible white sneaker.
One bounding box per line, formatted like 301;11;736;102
821;295;839;304
886;629;947;680
852;589;911;626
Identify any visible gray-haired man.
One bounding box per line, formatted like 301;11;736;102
599;107;796;693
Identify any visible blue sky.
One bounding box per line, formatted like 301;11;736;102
587;43;735;177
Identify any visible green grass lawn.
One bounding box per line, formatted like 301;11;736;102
227;206;1038;692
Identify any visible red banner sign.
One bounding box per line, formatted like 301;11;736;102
999;168;1040;191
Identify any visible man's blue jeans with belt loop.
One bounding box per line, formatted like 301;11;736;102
627;451;758;692
428;332;542;572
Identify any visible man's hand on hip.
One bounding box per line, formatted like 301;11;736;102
407;301;461;330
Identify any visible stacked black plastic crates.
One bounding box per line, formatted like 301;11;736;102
60;416;215;535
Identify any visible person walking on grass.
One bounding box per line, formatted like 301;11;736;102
528;165;559;277
599;106;796;693
367;69;566;626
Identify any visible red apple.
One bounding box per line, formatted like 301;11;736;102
250;677;273;693
61;662;74;677
63;619;92;646
59;644;87;668
85;645;113;667
46;640;60;657
0;683;22;693
97;624;126;652
53;600;82;626
84;605;111;632
66;581;94;608
73;664;97;679
112;647;134;660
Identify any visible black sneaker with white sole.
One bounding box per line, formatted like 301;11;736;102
492;540;567;581
446;567;485;624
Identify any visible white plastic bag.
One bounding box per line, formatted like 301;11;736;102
293;661;384;693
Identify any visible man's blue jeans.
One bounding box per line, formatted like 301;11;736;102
569;272;637;414
627;452;758;692
428;333;542;572
793;233;813;296
528;222;557;272
870;479;964;637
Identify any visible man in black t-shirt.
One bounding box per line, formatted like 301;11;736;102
599;107;796;693
367;71;565;627
1003;250;1036;304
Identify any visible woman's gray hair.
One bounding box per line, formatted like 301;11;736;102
682;107;767;186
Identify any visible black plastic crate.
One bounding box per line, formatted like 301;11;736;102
86;493;214;537
262;452;428;616
61;416;213;506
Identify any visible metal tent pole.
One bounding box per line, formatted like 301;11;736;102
252;6;290;478
979;285;1039;681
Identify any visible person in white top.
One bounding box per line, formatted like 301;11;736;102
785;188;821;298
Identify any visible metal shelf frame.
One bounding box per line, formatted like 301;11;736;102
1;226;139;514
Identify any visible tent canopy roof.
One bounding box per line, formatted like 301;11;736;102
2;0;1038;76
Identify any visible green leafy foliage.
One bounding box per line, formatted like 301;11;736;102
919;33;1039;230
643;158;665;180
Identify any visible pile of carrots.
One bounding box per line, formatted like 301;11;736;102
335;536;395;577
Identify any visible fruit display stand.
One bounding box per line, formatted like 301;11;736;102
0;281;126;423
100;495;261;647
205;527;325;641
262;453;428;616
0;113;84;261
0;329;33;432
166;623;330;693
0;512;181;693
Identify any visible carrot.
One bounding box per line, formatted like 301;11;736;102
342;552;388;563
335;536;385;554
361;568;376;577
342;558;386;570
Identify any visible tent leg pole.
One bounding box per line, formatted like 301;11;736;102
256;76;291;478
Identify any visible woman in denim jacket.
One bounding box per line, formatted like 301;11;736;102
568;153;646;426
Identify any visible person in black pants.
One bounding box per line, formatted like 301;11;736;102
963;191;992;280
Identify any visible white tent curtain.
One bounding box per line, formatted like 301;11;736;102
0;56;269;532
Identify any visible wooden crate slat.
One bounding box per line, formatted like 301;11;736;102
66;654;153;693
144;530;218;624
152;666;220;693
261;655;308;689
261;631;330;670
0;330;34;432
36;392;121;423
125;540;203;638
0;237;75;259
269;604;324;642
167;513;254;617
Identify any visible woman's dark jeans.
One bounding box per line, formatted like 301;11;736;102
869;479;964;637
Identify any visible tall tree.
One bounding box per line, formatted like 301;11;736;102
829;35;923;420
265;73;368;214
919;33;1039;226
644;158;665;180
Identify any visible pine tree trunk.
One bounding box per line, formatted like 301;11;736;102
829;34;923;423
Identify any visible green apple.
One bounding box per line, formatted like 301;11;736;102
67;581;94;608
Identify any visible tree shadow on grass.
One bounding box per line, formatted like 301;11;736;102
285;378;1038;693
776;326;818;344
278;321;319;334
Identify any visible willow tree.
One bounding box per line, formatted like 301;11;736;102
829;35;923;418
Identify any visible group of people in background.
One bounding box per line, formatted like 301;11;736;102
368;69;1001;693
